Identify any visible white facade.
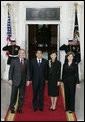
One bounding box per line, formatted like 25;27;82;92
1;1;84;81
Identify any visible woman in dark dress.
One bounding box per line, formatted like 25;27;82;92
48;51;61;111
62;52;80;113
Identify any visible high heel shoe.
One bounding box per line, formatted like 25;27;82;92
51;108;56;111
51;107;56;111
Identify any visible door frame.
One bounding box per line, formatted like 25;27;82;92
25;23;60;60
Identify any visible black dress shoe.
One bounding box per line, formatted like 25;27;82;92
11;110;15;113
51;108;56;111
69;110;73;113
39;108;44;112
65;109;69;112
33;109;38;112
17;109;22;113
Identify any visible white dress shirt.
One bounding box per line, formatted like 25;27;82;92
37;58;42;63
19;57;24;64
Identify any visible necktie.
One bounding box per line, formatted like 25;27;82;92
21;59;23;70
38;60;41;67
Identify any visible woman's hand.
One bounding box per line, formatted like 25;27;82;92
57;82;60;86
45;80;48;83
76;84;80;89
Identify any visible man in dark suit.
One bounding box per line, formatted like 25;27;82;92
8;49;29;113
27;49;47;112
2;40;20;65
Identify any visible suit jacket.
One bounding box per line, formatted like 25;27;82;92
30;58;47;85
62;62;80;84
9;57;29;86
48;59;61;82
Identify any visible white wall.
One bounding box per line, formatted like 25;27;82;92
1;1;84;80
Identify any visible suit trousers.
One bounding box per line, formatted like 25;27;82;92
10;81;26;111
64;82;76;111
32;81;45;110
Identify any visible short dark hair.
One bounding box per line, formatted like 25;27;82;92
36;49;43;54
50;50;57;55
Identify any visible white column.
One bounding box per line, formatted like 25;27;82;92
79;3;84;81
1;1;9;81
57;24;60;60
25;24;29;58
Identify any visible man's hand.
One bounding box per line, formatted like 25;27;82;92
8;80;13;86
57;82;60;86
45;80;48;83
76;84;80;89
26;81;31;87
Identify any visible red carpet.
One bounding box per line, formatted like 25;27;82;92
5;83;77;121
